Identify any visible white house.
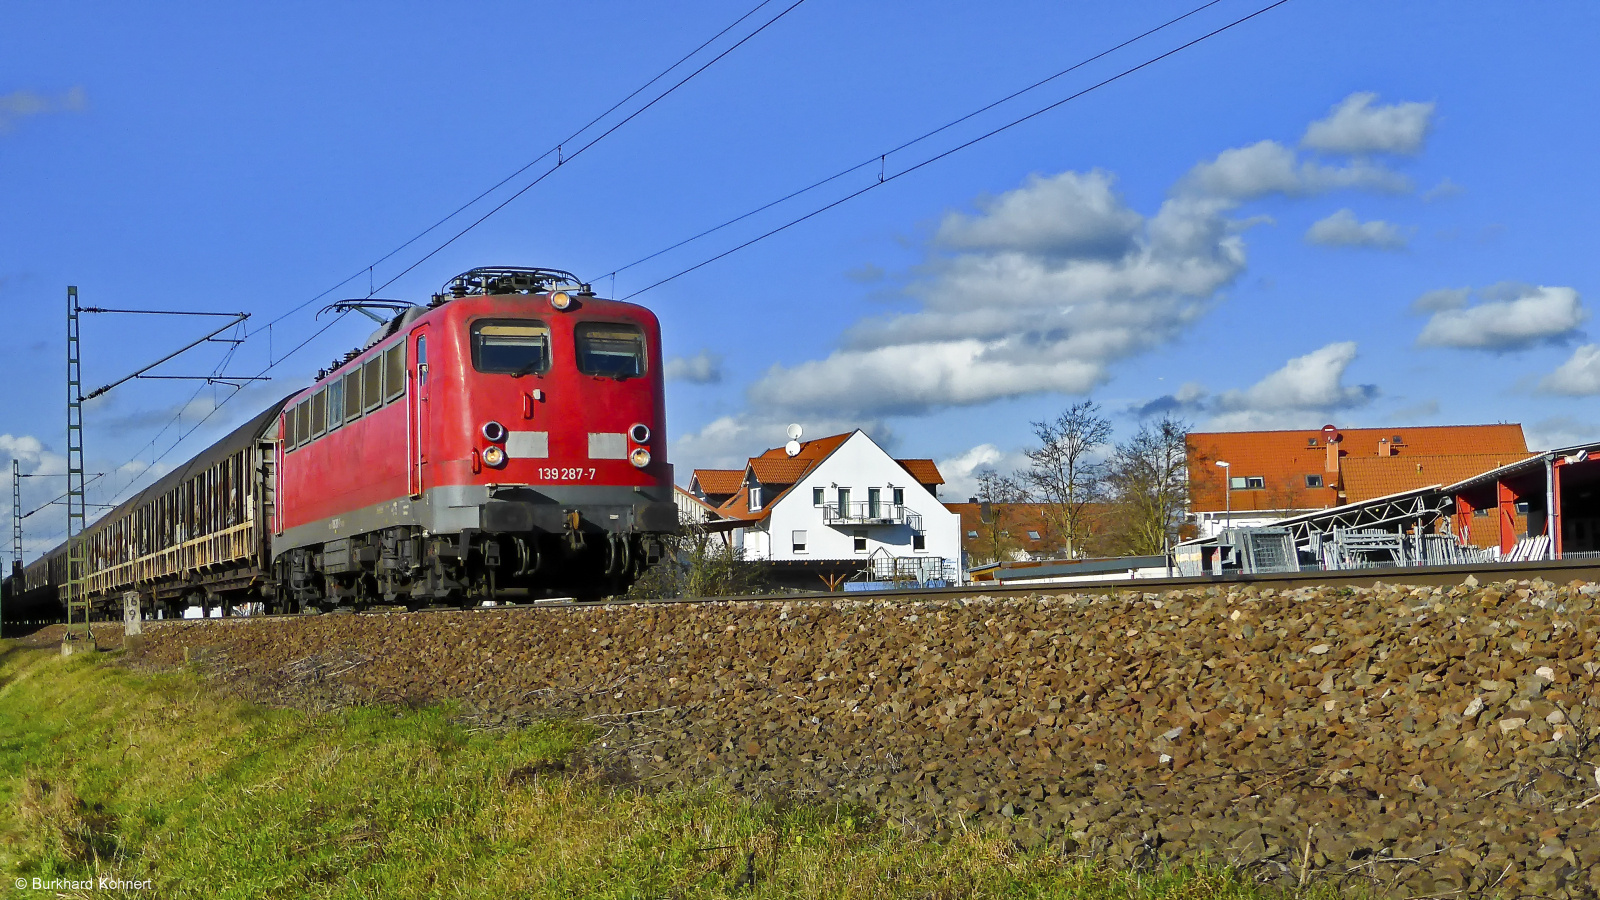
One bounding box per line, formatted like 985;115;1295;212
687;430;964;587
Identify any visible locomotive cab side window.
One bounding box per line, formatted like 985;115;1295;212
472;319;550;375
362;358;383;413
574;322;646;379
327;380;343;431
383;345;406;402
342;371;362;423
309;389;327;439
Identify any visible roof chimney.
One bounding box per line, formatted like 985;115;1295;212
1377;437;1396;457
1323;425;1342;473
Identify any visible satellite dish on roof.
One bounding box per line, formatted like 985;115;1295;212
785;440;802;457
787;423;803;440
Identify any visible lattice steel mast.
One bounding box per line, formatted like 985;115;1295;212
10;459;20;571
65;286;89;637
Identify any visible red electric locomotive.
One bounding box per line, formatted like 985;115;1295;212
273;267;677;607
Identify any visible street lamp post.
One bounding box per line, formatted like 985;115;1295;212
1215;460;1231;534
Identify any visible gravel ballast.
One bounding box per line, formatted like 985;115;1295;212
101;577;1600;898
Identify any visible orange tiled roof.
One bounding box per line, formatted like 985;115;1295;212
690;469;744;496
1342;452;1538;504
748;457;814;485
711;485;767;521
754;432;852;462
1187;423;1528;514
896;458;944;486
692;431;946;524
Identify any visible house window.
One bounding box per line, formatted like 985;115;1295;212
853;530;867;553
1473;508;1489;518
966;530;978;539
749;486;763;512
1515;501;1529;514
1306;437;1318;447
837;487;850;517
1305;474;1323;488
1232;476;1266;490
813;487;824;506
1027;530;1040;540
1229;476;1248;490
867;487;882;519
892;487;904;506
913;534;926;551
792;530;806;553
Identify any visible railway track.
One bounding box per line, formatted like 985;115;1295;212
65;554;1600;630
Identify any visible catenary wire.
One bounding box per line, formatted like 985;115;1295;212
254;0;793;331
369;0;810;297
620;0;1293;300
81;1;800;518
599;0;1228;281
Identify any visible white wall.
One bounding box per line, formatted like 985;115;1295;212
744;432;963;577
1195;510;1316;539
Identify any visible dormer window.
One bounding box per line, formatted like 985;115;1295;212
749;486;763;512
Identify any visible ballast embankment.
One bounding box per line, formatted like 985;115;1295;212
121;579;1600;898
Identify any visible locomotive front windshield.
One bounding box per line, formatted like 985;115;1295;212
575;322;646;379
472;319;551;375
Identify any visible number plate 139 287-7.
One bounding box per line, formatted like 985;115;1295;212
538;467;596;481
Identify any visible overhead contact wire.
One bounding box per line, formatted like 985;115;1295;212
371;0;810;296
602;0;1228;280
621;0;1293;299
93;1;797;510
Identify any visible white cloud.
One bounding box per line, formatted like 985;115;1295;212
664;349;722;384
1411;287;1469;313
1304;208;1411;250
1207;342;1378;429
1133;343;1377;430
1541;344;1600;395
1177;140;1411;200
1422;178;1463;202
934;170;1143;258
1416;285;1587;351
1301;92;1435;155
934;443;1035;502
1525;416;1599;451
0;433;46;469
670;413;888;475
0;86;86;132
747;176;1245;417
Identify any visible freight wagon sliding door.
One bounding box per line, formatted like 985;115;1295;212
409;327;431;497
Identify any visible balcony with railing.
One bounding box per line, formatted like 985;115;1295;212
823;501;922;530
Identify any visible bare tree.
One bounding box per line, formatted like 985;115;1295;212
969;469;1031;565
1263;475;1307;518
1106;414;1191;556
626;511;758;600
1023;400;1113;558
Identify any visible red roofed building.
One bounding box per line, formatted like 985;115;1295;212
685;430;962;583
1188;423;1531;537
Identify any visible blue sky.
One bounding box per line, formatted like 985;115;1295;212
3;1;1598;556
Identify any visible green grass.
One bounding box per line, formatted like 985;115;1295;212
0;642;1336;899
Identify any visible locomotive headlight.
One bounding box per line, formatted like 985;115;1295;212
481;420;508;443
629;423;650;444
482;445;507;468
550;291;573;311
629;447;651;468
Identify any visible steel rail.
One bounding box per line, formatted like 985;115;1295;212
86;556;1600;630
